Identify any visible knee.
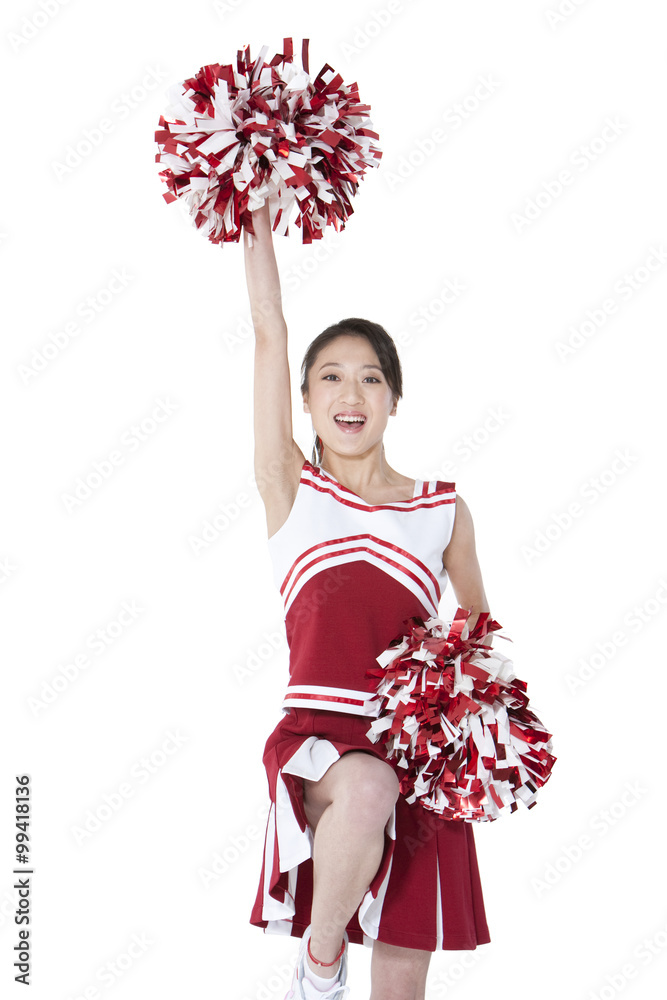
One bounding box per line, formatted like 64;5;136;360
337;759;399;828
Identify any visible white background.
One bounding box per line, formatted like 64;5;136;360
2;1;666;998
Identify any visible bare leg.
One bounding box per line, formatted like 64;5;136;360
370;940;431;1000
302;751;399;975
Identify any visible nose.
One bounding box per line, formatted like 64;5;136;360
339;381;363;406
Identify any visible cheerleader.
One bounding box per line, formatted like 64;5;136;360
244;200;493;1000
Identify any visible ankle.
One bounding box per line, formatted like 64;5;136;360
306;933;345;975
306;950;340;978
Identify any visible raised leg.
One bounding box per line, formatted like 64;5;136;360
302;750;399;974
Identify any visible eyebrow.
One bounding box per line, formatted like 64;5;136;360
316;362;383;372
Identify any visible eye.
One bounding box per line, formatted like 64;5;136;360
364;376;380;383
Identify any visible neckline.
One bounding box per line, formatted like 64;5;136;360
308;461;422;506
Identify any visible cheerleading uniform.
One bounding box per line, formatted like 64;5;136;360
249;460;491;951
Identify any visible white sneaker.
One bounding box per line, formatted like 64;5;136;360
284;924;350;1000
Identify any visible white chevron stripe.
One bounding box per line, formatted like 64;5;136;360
267;460;457;627
283;540;439;616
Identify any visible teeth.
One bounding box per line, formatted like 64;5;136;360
335;415;365;423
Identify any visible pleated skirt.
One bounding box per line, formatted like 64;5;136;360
249;707;491;952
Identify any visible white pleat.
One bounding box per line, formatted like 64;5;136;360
435;852;444;950
260;737;402;945
260;739;342;927
281;736;341;781
356;805;397;940
275;772;313;872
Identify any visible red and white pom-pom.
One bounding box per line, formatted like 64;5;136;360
366;608;557;822
154;37;382;245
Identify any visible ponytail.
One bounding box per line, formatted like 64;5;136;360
311;433;323;466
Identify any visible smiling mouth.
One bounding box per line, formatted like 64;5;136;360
333;413;367;434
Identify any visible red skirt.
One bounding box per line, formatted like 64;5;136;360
249;707;491;952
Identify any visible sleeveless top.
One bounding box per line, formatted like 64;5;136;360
268;460;457;717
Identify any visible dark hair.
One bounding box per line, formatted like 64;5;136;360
300;318;403;466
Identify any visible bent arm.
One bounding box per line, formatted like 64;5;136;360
442;495;492;635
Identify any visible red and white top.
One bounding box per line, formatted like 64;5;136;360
268;460;457;717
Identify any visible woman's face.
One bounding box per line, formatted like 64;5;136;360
303;335;397;459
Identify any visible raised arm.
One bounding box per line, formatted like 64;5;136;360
243;202;305;537
442;494;492;635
